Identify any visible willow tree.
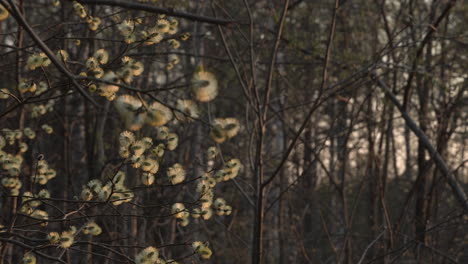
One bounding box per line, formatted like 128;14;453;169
0;0;242;263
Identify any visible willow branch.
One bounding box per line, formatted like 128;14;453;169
0;238;67;264
2;0;99;107
78;0;236;25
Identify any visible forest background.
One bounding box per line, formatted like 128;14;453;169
0;0;467;263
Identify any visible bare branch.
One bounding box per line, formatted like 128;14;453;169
401;0;458;110
357;230;385;264
0;238;67;264
372;72;468;213
78;0;237;26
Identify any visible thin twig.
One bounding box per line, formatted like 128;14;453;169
357;230;385;264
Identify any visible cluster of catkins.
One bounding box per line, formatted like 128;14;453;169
73;1;101;31
118;129;182;186
135;246;179;264
1;128;57;196
169;146;241;227
134;241;212;264
80;171;134;206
